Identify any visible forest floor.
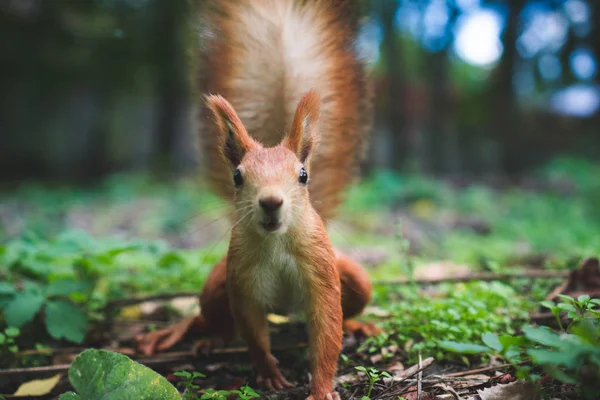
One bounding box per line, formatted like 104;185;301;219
0;157;599;399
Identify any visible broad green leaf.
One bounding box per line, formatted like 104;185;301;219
522;326;562;347
0;282;16;295
68;349;180;400
438;340;489;354
481;332;503;352
58;393;81;400
528;349;580;368
0;333;5;344
46;279;91;297
542;365;578;385
570;320;599;344
4;291;44;327
45;300;88;344
498;334;528;349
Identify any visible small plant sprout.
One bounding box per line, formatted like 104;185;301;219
340;353;350;366
355;366;392;399
200;388;234;399
232;384;260;400
542;294;600;332
174;370;206;400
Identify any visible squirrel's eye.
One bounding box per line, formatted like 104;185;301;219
233;169;244;186
298;168;308;184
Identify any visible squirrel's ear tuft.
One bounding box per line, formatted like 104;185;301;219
205;94;257;167
285;89;320;165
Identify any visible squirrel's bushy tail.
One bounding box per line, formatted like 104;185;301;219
196;0;371;221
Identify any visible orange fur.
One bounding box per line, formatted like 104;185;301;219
196;0;372;221
203;91;364;398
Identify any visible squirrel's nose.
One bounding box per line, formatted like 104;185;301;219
259;196;283;213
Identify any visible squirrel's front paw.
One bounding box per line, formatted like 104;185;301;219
306;392;341;400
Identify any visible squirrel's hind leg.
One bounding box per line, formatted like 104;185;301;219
336;252;382;338
135;256;236;355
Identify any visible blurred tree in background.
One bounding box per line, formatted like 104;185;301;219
0;0;598;183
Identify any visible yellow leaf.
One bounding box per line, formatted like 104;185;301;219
13;374;61;396
267;314;289;324
410;199;435;219
119;304;142;319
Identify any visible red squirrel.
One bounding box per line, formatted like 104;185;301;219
136;1;376;399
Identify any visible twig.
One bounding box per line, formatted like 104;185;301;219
444;360;529;377
372;269;569;286
371;357;435;400
0;343;307;378
417;352;423;400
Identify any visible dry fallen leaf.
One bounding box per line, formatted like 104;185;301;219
363;305;391;318
414;261;471;281
267;313;289;324
433;383;461;400
170;296;200;316
12;374;62;396
477;380;540;400
449;374;491;389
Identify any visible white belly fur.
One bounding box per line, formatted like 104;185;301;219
248;236;306;314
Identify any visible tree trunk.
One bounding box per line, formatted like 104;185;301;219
152;0;190;175
379;0;408;170
488;0;526;176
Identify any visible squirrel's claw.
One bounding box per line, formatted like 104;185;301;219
306;393;341;400
257;368;293;391
134;316;202;356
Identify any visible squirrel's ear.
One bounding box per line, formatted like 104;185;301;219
285;89;320;165
205;94;257;167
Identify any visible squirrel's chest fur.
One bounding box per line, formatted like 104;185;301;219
239;236;307;313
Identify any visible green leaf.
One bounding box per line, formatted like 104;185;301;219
557;294;575;303
68;349;180;400
542;365;578;385
58;393;82;400
522;326;562;347
4;291;44;327
355;366;367;373
5;327;20;337
46;279;91;297
438;340;490;354
557;303;577;313
577;294;590;304
481;332;503;352
528;349;580;369
45;300;88;344
540;300;556;310
0;333;5;344
590;299;600;306
498;334;528;349
0;282;16;296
